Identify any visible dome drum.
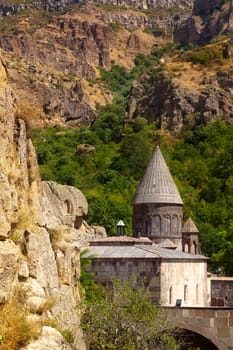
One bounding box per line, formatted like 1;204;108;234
133;203;183;243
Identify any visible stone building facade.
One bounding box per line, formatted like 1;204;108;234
87;236;208;306
209;277;233;307
84;146;208;306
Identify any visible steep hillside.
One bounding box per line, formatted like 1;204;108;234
0;0;192;13
174;0;233;45
0;2;190;127
126;37;233;133
0;51;104;350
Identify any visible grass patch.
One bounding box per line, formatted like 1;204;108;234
108;22;122;32
0;300;38;350
185;45;224;65
0;9;52;34
143;27;165;37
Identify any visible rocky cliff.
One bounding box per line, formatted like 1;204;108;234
174;0;233;45
90;0;192;9
0;53;105;349
126;42;233;133
0;9;113;127
0;0;79;16
0;0;192;15
0;4;169;127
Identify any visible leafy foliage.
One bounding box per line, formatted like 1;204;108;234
211;223;233;276
185;46;224;65
81;279;178;350
32;43;233;274
166;120;233;274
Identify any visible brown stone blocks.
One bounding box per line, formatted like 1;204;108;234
187;308;203;318
215;317;228;329
230;328;233;338
216;310;230;318
216;326;230;338
203;309;216;318
229;315;233;327
201;317;212;328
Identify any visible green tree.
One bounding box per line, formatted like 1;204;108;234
87;195;132;235
81;279;178;350
111;134;152;180
211;223;233;275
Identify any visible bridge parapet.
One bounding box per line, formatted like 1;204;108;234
164;307;233;350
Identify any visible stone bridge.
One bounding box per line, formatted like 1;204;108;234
164;307;233;350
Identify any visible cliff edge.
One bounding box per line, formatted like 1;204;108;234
0;52;104;349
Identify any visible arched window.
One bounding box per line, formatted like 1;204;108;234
145;218;151;234
172;215;178;235
184;284;188;303
193;241;198;255
153;215;161;235
179;215;183;233
64;199;73;214
164;215;171;235
169;286;172;305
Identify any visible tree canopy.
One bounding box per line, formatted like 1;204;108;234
81;279;178;350
32;53;233;275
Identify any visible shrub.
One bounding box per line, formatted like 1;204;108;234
81;279;178;350
0;300;37;350
186;46;223;65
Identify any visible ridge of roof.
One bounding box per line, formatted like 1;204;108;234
89;235;153;246
136;244;208;260
133;146;183;205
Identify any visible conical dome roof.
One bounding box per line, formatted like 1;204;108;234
182;217;199;233
133;146;183;205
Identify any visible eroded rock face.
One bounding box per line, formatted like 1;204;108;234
0;56;41;238
90;0;192;10
0;0;79;16
126;67;233;133
0;0;193;16
174;0;233;45
0;14;113;127
0;53;104;349
0;15;112;77
0;4;180;128
0;240;19;303
41;181;88;228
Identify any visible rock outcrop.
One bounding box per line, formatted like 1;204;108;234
0;13;113;127
0;0;193;16
174;0;233;45
0;52;105;349
0;5;162;127
0;0;79;16
90;0;192;10
126;65;233;134
92;5;188;32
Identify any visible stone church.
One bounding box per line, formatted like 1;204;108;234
84;146;209;307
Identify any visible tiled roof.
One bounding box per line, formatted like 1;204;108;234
182;217;199;233
83;244;208;261
133;146;183;205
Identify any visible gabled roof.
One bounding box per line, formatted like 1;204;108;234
83;244;208;261
182;217;199;233
133;146;183;205
157;239;177;249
